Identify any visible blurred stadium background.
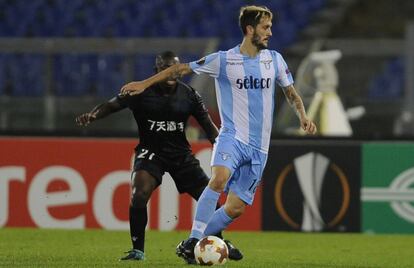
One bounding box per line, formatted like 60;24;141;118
1;0;414;267
0;0;413;137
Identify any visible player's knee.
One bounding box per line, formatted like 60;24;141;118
208;176;227;192
130;187;152;208
208;170;230;191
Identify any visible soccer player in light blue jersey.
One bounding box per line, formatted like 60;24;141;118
121;5;316;263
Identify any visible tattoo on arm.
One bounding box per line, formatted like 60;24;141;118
283;85;306;119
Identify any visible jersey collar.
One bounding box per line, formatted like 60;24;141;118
233;44;264;59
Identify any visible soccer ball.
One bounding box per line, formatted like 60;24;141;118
194;236;229;265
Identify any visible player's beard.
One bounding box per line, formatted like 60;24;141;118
252;31;268;50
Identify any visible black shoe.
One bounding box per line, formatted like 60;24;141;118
176;238;199;264
119;249;145;261
224;240;243;261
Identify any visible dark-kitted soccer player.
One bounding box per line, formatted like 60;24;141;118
75;51;242;261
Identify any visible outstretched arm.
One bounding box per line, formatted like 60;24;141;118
120;63;193;95
282;84;317;135
75;97;125;126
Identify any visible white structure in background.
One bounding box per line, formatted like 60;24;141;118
277;49;354;136
304;50;352;136
394;22;414;135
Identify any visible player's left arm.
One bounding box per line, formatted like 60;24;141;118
282;84;317;135
191;90;219;144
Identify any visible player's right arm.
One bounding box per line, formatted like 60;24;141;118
75;96;125;126
282;85;317;135
273;51;317;135
121;52;220;95
120;63;193;95
191;89;219;144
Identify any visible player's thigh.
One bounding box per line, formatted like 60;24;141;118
130;169;159;207
227;152;267;205
131;169;159;193
132;151;166;201
170;154;209;194
211;134;243;179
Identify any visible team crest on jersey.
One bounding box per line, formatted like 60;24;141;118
219;152;231;161
196;57;206;65
260;60;272;70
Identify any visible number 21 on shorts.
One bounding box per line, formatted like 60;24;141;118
137;148;155;160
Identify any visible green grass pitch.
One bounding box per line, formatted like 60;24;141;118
1;228;413;267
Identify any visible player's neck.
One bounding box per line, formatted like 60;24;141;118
240;38;260;58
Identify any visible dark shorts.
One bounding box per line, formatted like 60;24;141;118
133;147;209;193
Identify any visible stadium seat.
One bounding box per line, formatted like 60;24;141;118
368;58;404;100
54;54;97;96
7;55;44;96
134;55;156;80
0;0;328;96
272;19;298;49
96;55;126;97
0;55;5;95
289;2;312;28
1;0;326;39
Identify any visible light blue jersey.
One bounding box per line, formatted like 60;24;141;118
188;45;295;238
189;45;293;153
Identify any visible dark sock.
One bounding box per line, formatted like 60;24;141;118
129;205;147;252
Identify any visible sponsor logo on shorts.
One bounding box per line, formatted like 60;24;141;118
219;152;231;161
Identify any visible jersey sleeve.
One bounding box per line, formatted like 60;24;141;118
273;51;294;87
190;88;218;144
189;52;220;78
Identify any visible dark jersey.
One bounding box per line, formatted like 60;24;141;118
116;80;214;157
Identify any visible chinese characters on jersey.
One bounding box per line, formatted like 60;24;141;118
148;120;185;132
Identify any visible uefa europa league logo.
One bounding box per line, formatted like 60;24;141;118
293;152;329;231
275;152;350;231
